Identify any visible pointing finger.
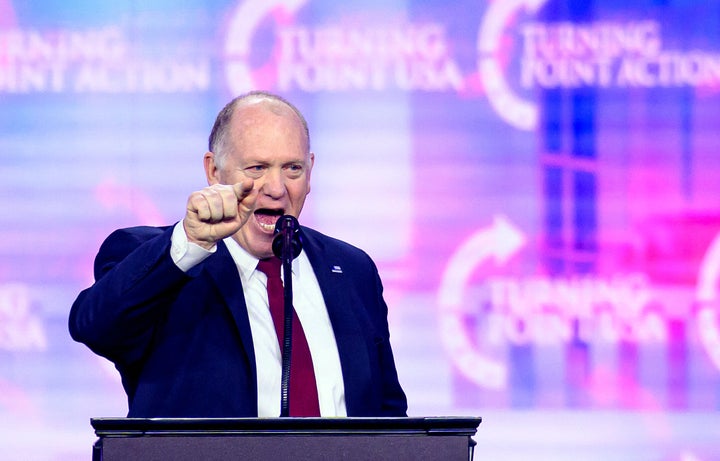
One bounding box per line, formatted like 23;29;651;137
233;179;254;200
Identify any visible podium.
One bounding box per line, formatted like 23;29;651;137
91;416;481;460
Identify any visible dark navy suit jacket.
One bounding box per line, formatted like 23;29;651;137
69;225;407;418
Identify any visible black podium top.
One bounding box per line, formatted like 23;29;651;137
91;417;482;461
91;416;482;437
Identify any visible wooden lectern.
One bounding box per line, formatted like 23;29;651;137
91;416;481;460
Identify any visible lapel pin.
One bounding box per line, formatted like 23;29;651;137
331;265;343;273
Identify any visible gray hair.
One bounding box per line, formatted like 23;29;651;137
208;91;311;168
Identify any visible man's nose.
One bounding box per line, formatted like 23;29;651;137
260;168;285;198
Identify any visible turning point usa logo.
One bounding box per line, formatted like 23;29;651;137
223;0;720;131
223;0;465;94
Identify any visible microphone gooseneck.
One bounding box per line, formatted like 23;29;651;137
272;215;303;417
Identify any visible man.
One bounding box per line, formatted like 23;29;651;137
69;91;407;418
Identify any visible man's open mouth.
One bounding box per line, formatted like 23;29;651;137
254;208;284;232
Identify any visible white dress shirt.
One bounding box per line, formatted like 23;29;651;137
170;222;347;417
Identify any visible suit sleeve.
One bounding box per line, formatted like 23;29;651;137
348;248;408;416
68;226;189;367
368;261;409;416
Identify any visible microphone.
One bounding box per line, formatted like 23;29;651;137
271;214;302;417
272;215;303;260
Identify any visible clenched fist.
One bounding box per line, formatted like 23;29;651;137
184;179;256;249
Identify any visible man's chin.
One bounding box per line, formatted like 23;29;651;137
233;232;275;259
254;236;278;259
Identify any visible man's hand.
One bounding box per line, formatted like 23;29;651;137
184;180;256;249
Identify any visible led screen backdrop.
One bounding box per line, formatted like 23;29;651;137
2;0;720;459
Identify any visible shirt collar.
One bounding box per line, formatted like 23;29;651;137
223;236;303;280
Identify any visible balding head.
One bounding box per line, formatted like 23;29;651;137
208;91;310;168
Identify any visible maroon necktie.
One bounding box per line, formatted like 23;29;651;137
257;258;320;416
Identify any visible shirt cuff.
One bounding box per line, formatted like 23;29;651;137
170;220;215;272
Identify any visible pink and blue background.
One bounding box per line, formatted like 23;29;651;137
2;0;720;459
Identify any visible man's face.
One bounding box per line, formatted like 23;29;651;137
209;99;313;259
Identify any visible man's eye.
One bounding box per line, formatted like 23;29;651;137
284;164;304;177
244;165;266;178
286;163;306;173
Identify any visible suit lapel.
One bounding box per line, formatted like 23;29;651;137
203;241;257;381
301;229;371;414
198;230;371;414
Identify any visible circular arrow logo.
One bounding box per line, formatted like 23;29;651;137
696;232;720;372
437;215;527;389
477;0;548;131
224;0;306;94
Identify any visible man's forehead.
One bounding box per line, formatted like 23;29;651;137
234;96;293;118
228;98;309;148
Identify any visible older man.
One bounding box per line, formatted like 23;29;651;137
69;91;407;418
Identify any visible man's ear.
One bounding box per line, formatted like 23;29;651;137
306;152;315;194
204;151;220;185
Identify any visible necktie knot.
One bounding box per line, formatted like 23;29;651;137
257;258;282;279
